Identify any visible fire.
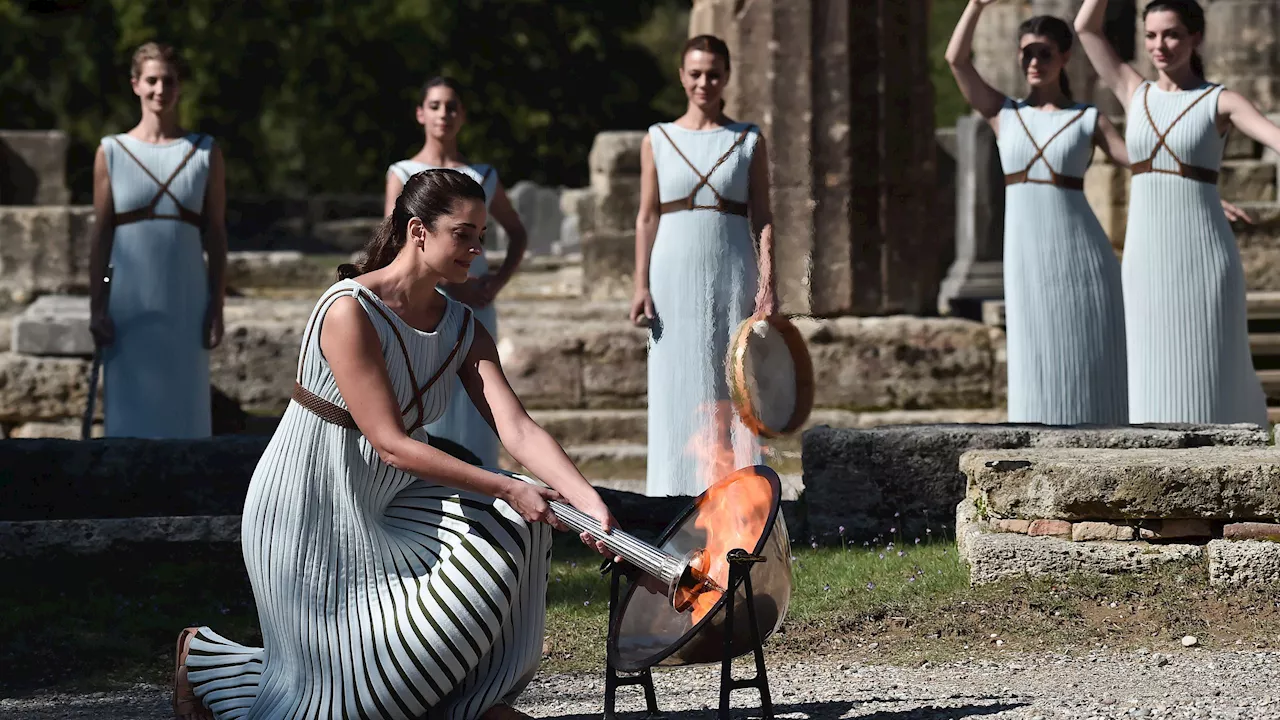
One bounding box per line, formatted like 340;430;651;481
684;467;775;624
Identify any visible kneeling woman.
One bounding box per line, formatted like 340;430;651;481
173;169;617;720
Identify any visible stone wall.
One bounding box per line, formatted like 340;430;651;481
0;130;70;205
580;132;644;301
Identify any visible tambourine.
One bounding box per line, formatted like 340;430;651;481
726;314;815;438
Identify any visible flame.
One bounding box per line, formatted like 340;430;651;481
684;468;774;624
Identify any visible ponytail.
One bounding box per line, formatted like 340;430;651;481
338;215;400;280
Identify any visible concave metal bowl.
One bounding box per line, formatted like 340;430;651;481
607;465;793;672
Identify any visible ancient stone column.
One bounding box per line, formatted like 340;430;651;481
688;0;743;116
1204;0;1280;114
722;0;941;316
937;115;1006;317
972;2;1033;99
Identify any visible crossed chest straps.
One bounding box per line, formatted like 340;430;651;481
1129;84;1220;185
1003;107;1089;191
291;288;474;433
656;125;754;217
110;134;207;228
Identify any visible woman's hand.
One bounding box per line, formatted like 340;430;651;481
576;496;623;560
447;276;494;309
503;481;569;532
629;287;656;327
1222;198;1256;225
203;298;224;350
89;304;114;348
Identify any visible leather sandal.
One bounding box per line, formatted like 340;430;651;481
172;627;213;720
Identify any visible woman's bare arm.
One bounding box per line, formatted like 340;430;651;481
484;180;527;296
1074;0;1145;110
202;143;228;349
748;134;777;315
88;145;115;347
630;134;660;325
1093;113;1131;166
383;172;403;218
944;0;1009;124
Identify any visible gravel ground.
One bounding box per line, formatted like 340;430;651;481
3;650;1279;719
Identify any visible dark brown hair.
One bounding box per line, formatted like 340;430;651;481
681;35;731;71
1017;15;1075;101
1144;0;1206;78
421;75;464;105
131;42;182;80
338;169;486;280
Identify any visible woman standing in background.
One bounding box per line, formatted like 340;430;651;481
632;35;775;496
87;41;226;438
384;76;530;467
946;2;1130;425
1075;0;1275;425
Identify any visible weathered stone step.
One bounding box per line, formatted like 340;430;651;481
2;295;1007;423
962;446;1280;522
1259;369;1280;398
500;443;805;481
1249;333;1280;356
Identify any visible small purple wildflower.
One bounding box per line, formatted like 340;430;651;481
915;538;921;544
811;541;818;550
838;525;846;535
878;553;885;559
584;601;591;606
897;551;905;557
908;577;915;583
890;527;896;534
866;582;875;590
824;584;830;591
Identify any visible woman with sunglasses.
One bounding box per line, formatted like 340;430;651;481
947;2;1130;424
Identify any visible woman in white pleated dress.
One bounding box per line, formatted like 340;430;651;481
172;169;615;720
384;77;530;468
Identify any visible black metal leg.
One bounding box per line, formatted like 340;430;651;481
719;549;773;720
604;566;661;719
742;568;773;719
719;561;736;719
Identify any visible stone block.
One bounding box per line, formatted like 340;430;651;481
580;327;647;409
803;423;1268;541
1233;203;1280;291
964;446;1280;521
0;353;99;424
1219;160;1277;203
1223;522;1280;541
496;332;584;409
558;187;592;255
0;130;70;205
0;516;241;558
581;229;635;301
11;294;92;356
312;218;381;253
226;250;343;291
957;499;1203;585
1072;521;1136;542
509;181;564;257
993;519;1031;534
589;131;645;182
1138;519;1215;540
0;206;95;307
1028;519;1071;537
8;421;103;439
1207;539;1280;588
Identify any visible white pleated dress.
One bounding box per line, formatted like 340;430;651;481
388;161;501;467
100;133;214;438
1122;82;1267;425
186;279;551;720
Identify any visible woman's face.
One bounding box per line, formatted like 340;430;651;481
680;49;729;112
417;85;465;142
1018;34;1068;90
410;197;486;284
131;59;180;116
1144;10;1200;73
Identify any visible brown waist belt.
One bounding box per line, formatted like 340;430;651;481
1129;159;1219;185
292;382;357;429
113;205;204;228
659;196;748;217
1003;171;1084;191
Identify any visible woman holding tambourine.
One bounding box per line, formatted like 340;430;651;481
631;35;780;497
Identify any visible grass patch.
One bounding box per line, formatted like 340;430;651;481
5;534;1280;697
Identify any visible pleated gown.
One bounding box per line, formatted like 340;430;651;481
1122;82;1267;426
101;133;214;438
996;100;1129;424
186;279;552;720
645;122;762;497
387;161;501;467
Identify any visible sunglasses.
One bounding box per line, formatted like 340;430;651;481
1020;44;1056;64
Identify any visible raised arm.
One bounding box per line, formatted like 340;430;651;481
630;134;660;326
1074;0;1145;110
1219;90;1280;155
457;321;618;542
1093;113;1131;166
944;0;1009;124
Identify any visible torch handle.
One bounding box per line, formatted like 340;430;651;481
548;500;683;586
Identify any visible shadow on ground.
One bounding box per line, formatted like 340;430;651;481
545;698;1026;720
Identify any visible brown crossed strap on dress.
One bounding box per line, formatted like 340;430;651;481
291;286;473;432
656;125;754;217
1003;106;1088;191
110;134;208;228
1129;84;1221;185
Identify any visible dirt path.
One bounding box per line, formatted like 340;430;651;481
3;649;1278;719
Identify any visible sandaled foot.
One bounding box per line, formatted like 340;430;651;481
480;703;533;720
172;627;214;720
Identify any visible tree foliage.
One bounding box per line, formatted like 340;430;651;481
1;0;689;199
